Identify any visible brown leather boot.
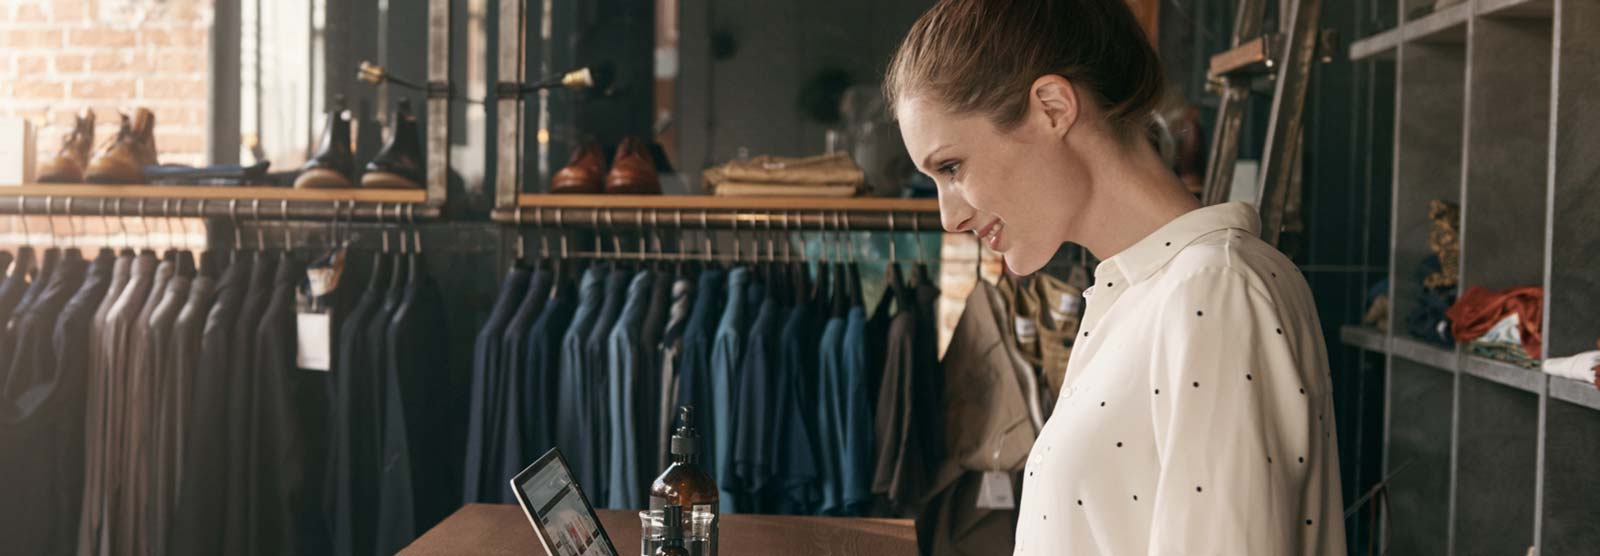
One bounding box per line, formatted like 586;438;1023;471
360;98;424;189
86;108;159;184
295;98;355;189
37;109;96;183
604;136;660;194
550;140;604;194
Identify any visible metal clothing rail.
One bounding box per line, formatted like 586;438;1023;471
0;196;441;221
490;206;940;232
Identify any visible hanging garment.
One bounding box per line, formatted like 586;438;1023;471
672;267;724;470
167;257;218;514
462;266;529;504
1446;285;1544;357
142;255;192;556
117;253;173;556
0;249;91;555
329;253;388;556
605;269;654;509
585;266;630;505
378;253;453;552
731;280;780;513
633;269;673;482
708;267;750;512
170;253;249;556
99;250;156;556
838;303;873;515
872;273;943;515
222;251;276;556
557;266;605;497
522;272;576;469
773;293;821;514
496;267;551;500
655;275;695;473
0;248;58;387
247;254;316;556
77;250;132;556
365;253;409;552
814;305;847;515
915;279;1038;556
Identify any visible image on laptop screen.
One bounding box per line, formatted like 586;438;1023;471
511;449;618;556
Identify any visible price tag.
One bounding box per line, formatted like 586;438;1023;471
976;471;1016;510
296;312;332;371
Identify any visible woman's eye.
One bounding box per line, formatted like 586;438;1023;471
938;162;960;177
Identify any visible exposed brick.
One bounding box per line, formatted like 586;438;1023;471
15;79;66;98
158;131;206;154
155;51;205;73
67;29;137;48
52;1;87;22
89;51;134;72
139;76;206;99
70;78;139;99
14;3;47;22
0;29;62;49
15;54;50;75
54;53;88;73
141;28;207;48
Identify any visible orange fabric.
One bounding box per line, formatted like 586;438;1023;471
1444;286;1543;357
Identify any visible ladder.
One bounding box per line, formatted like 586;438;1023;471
1201;0;1329;246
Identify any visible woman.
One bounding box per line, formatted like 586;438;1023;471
886;1;1346;554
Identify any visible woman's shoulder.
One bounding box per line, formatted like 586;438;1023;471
1153;229;1299;302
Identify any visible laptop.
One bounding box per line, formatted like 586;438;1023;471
510;448;620;556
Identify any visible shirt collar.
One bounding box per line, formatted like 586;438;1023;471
1095;202;1261;286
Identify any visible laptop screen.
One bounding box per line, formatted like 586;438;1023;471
510;449;619;556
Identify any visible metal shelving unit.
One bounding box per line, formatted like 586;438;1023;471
1337;1;1600;552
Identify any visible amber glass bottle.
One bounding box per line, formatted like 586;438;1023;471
654;505;691;556
650;406;719;555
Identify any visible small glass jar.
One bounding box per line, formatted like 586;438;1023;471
639;509;664;556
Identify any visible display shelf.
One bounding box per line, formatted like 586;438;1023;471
513;194;938;213
1340;325;1388;353
1480;0;1554;18
1386;358;1455;555
1541;396;1600;551
1391;336;1458;374
1405;2;1470;44
1549;375;1600;411
1349;26;1402;60
2;184;427;203
1461;355;1545;394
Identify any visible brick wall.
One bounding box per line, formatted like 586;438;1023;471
1;0;213;168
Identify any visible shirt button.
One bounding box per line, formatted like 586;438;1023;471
1061;386;1075;399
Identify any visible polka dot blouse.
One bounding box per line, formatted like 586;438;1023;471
1014;203;1346;555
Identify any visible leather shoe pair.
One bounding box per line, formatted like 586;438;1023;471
550;137;660;194
360;98;424;189
37;109;96;183
295;97;356;188
85;108;159;184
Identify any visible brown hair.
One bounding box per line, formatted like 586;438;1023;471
885;0;1165;137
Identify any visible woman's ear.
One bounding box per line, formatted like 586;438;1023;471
1029;74;1079;140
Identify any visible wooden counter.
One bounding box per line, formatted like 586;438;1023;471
401;504;918;555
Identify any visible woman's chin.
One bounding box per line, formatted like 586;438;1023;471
1001;248;1048;276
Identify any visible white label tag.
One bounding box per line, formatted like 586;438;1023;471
976;471;1016;510
1014;317;1037;341
1057;293;1080;315
296;312;332;371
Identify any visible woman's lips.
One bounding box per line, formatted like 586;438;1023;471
976;220;1004;251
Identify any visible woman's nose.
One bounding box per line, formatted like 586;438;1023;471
937;190;976;233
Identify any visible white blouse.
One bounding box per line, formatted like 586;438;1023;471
1014;203;1346;555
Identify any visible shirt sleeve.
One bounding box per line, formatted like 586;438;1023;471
1145;267;1311;556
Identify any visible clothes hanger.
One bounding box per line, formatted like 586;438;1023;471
913;212;934;289
61;198;84;262
174;200;196;277
844;210;863;308
13;196;36;279
885;212;905;303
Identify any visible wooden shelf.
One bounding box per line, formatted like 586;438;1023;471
1350;27;1402;61
1392;336;1460;374
1341;325;1389;352
4;184;427;203
1407;2;1470;44
1462;355;1544;394
515;194;939;213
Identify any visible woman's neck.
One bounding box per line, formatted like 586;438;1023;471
1068;132;1200;261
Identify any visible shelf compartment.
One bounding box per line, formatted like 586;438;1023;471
1386;358;1456;555
1454;374;1540;553
1540;397;1600;550
1545;0;1600;366
1350;27;1402;61
1391;37;1465;349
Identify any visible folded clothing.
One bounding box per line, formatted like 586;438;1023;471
144;161;273;185
1469;313;1539;369
703;152;865;196
1446;285;1543;357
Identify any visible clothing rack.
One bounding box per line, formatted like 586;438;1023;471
491;195;941;232
0;186;440;221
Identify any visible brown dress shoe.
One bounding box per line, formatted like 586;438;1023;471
361;98;424;189
86;108;159;184
551;140;604;193
37;109;96;183
604;136;660;194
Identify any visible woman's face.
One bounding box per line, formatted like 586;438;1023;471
897;92;1091;275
